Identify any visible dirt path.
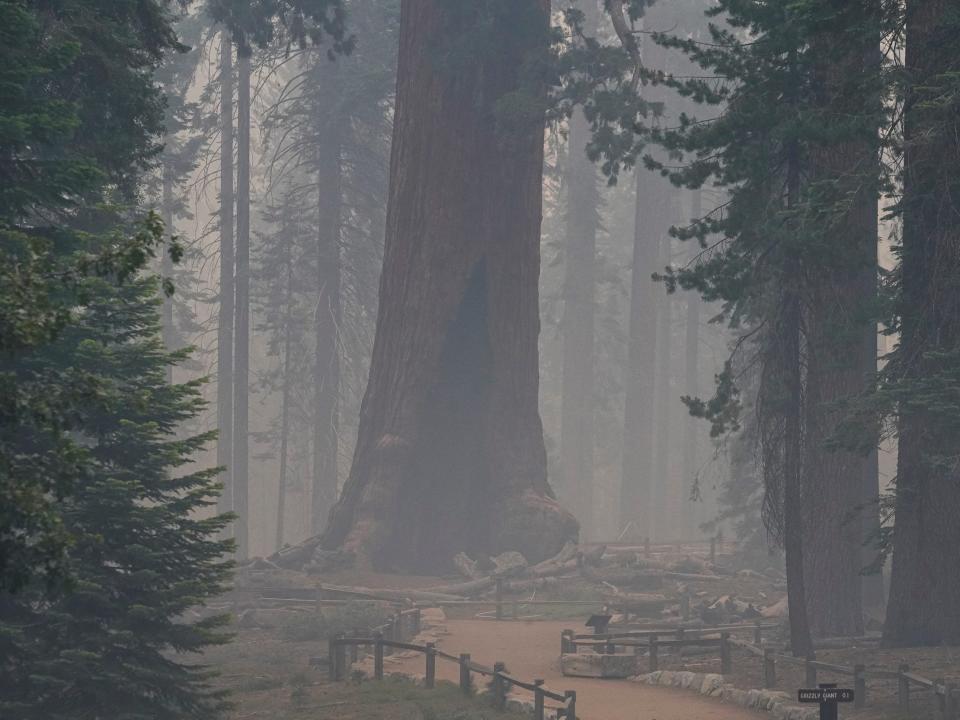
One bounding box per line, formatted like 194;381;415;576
395;619;759;720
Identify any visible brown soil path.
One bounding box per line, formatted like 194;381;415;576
395;619;759;720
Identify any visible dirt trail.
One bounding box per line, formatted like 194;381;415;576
395;619;759;720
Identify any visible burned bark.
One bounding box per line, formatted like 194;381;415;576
320;0;577;571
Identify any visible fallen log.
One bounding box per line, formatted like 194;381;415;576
422;577;496;596
317;582;465;603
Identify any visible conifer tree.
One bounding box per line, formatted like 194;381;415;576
0;0;187;592
0;275;233;719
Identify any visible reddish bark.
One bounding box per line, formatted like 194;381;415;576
321;0;577;571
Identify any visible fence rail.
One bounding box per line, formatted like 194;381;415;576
561;622;958;718
327;633;576;720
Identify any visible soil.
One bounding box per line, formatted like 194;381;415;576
393;618;759;720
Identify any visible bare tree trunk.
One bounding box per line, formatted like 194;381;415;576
653;230;673;540
312;103;343;535
321;0;577;571
217;33;235;519
884;0;960;647
233;46;251;560
681;189;702;540
619;167;660;538
560;106;598;538
161;157;175;385
276;250;294;552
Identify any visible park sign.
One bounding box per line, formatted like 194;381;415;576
798;688;855;703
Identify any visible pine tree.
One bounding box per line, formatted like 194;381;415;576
0;275;233;719
0;0;186;592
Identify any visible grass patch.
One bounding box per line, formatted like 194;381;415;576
278;603;392;642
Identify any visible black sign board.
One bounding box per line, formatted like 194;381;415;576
798;684;854;720
798;688;855;703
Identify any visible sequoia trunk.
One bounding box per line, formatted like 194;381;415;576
884;0;960;647
320;0;577;571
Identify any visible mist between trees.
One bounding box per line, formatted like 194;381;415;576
2;0;959;715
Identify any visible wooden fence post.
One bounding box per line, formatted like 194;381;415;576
350;628;360;664
495;579;503;621
459;653;472;695
720;632;732;675
649;634;659;672
512;598;519;620
533;679;545;720
710;536;716;564
941;681;956;720
898;664;910;708
423;642;436;688
754;622;763;646
854;664;866;709
805;654;817;687
565;689;577;720
374;631;384;680
493;661;507;710
327;635;338;681
763;648;776;689
412;607;421;636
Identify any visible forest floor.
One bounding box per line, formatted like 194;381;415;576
216;547;960;720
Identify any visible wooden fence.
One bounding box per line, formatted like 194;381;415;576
561;622;958;719
327;632;577;720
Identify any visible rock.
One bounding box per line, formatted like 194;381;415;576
700;674;724;696
453;552;483;579
561;652;638;679
491;551;529;577
419;607;447;627
761;595;789;618
737;568;767;580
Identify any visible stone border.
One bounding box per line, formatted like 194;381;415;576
634;670;819;720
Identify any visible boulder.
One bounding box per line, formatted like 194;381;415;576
561;652;638;679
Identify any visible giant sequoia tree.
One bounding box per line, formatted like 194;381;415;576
882;0;960;647
321;0;578;570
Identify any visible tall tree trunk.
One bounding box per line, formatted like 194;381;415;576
619;167;659;539
321;0;577;571
312;99;343;536
883;0;960;647
653;229;673;540
276;249;294;552
802;0;884;638
161;157;175;385
681;188;702;540
217;33;235;519
233;46;251;560
560;107;599;538
780;142;813;658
